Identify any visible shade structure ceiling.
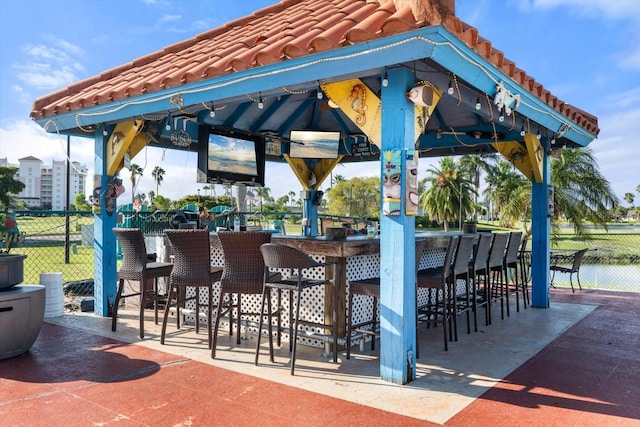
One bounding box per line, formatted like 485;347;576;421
30;0;599;168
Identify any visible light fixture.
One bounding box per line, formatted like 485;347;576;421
447;80;454;95
209;102;216;117
520;125;525;137
258;92;264;109
473;130;482;139
498;114;505;122
165;114;171;131
536;131;541;140
102;128;108;137
132;117;138;130
382;69;388;87
551;134;557;145
475;97;481;110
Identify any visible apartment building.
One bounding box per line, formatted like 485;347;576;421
1;156;88;210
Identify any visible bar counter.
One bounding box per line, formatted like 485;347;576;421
208;231;461;347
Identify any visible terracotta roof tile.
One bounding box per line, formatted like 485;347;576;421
380;5;419;35
30;0;598;135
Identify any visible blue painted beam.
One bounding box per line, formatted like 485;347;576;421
379;67;417;385
93;128;118;317
531;153;552;307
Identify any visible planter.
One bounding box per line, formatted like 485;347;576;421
462;223;477;233
0;254;27;290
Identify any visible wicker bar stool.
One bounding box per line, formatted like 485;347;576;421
256;243;339;375
162;229;223;348
112;228;173;338
212;231;272;358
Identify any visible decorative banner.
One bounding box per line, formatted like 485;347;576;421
405;150;418;215
493;133;544;183
321;79;381;148
382;150;402;216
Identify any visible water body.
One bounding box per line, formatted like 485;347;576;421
552;264;640;292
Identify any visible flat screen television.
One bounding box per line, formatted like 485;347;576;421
289;130;340;159
197;126;266;186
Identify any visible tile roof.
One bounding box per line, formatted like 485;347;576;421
30;0;598;136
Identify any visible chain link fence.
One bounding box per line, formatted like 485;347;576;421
5;211;639;313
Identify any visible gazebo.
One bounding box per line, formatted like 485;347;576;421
30;0;598;384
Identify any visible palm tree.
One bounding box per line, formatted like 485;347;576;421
288;190;296;210
151;166;165;195
483;160;525;226
254;187;271;210
202;185;211;196
460;153;497;221
550;147;617;236
129;163;143;204
419;157;473;231
148;190;155;203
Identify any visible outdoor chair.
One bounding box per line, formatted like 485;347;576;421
346;238;427;359
256;243;339;375
517;235;531;307
486;233;509;321
452;235;476;335
112;228;173;338
416;236;457;351
550;248;588;293
162;229;223;348
212;231;272;358
503;231;523;315
470;233;492;329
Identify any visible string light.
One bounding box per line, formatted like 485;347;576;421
382;69;388;87
165;114;171;131
64;33;590;143
520;125;526;137
210;102;216;117
102;128;108;137
258;92;264;109
475;97;481;110
498;113;505;122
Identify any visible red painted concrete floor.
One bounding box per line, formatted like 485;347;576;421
1;289;639;426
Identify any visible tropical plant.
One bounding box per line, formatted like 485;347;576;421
327;176;380;218
129;163;143;204
482;160;526;227
151;166;165;195
550;147;617;236
288;190;296;210
460;153;497;221
0;166;25;208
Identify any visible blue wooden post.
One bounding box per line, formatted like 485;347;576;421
302;189;320;236
93;128;118;316
530;149;551;308
379;67;417;384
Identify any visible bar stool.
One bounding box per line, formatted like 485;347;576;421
112;228;173;339
212;231;272;358
469;233;492;328
487;233;509;321
503;231;523;314
162;229;223;348
256;243;339;375
416;236;457;351
452;235;476;335
347;239;427;359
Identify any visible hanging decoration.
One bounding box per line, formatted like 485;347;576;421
382;150;402;216
405;150;418;215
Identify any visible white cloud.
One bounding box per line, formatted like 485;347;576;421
159;14;181;24
532;0;640;22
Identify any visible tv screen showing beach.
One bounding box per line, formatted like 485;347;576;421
208;133;257;175
289;131;340;159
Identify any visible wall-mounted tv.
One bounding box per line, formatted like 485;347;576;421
289;130;340;159
197;126;266;186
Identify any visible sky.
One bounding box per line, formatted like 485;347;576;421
1;0;639;206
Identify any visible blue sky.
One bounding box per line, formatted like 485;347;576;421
1;0;638;205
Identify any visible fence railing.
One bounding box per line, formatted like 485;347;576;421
6;211;639;312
